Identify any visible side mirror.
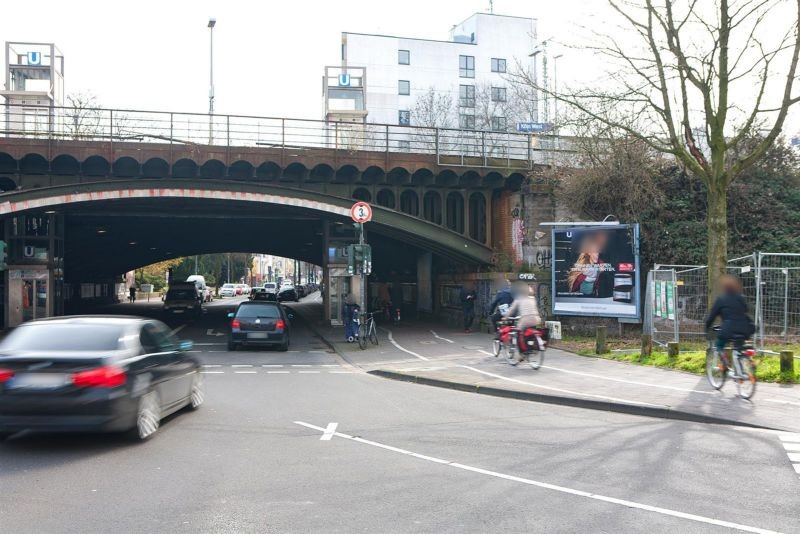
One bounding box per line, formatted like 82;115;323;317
288;313;295;320
179;340;193;352
227;312;235;319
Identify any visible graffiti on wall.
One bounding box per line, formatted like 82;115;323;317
536;282;552;317
511;206;525;264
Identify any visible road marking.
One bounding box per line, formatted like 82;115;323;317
478;349;495;356
329;370;356;374
200;371;224;374
193;343;226;346
292;364;312;367
782;443;800;452
234;370;257;374
232;364;253;368
430;330;454;343
293;421;778;534
262;364;284;367
320;422;338;440
382;328;429;361
458;366;664;408
299;370;320;374
764;399;800;407
202;364;222;368
267;371;290;374
538;365;715;396
207;350;227;353
310;350;328;354
320;364;339;367
779;433;800;442
170;324;187;336
206;329;225;337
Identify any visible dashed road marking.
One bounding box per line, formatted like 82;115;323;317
267;371;290;374
293;421;778;534
262;364;284;368
299;371;320;374
234;370;257;374
779;433;800;477
292;364;312;367
200;371;224;374
202;365;222;368
232;364;253;368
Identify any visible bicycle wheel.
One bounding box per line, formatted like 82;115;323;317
506;333;518;365
357;323;368;350
369;321;379;345
736;357;757;400
492;338;501;357
528;349;545;370
705;348;726;390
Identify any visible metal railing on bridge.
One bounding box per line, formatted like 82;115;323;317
0;103;575;170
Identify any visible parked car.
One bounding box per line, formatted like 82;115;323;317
186;275;211;302
296;285;307;298
163;285;202;316
277;287;299;302
0;316;203;441
227;301;292;351
220;283;236;297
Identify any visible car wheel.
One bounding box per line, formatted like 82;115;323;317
131;391;160;441
228;341;238;351
187;371;205;410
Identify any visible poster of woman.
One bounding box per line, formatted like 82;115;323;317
552;225;640;318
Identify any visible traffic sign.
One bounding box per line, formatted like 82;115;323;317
350;202;372;223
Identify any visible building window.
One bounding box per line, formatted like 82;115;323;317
491;116;507;131
398;110;411;126
377;189;395;209
459;114;475;130
469;192;487;243
398;49;410;65
459;55;475;78
400;190;419;217
446;192;465;234
491;58;507;73
398;80;410;95
459;84;475;108
491;87;507;103
423;191;442;225
352;188;371;202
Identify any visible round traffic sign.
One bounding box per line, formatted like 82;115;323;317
350;202;372;223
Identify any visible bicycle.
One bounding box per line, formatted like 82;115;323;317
705;326;757;399
358;311;379;350
492;318;516;362
509;325;547;370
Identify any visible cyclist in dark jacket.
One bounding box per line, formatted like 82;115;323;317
488;281;514;334
704;275;755;353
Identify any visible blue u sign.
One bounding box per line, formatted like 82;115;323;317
27;52;42;66
338;74;351;87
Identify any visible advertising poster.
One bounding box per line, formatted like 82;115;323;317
659;281;667;318
666;281;675;320
552;225;641;318
654;281;662;318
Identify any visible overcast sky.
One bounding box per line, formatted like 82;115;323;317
0;0;595;117
1;0;797;134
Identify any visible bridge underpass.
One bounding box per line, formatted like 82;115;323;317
0;180;495;327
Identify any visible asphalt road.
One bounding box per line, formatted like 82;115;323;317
1;295;798;533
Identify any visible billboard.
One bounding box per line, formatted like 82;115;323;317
551;224;641;318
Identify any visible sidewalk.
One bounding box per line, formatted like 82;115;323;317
296;300;800;432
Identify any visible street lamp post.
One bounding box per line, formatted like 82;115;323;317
208;18;216;145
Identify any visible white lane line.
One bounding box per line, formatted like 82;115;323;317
292;364;312;367
299;371;320;374
170;324;187;336
781;443;800;452
200;371;224;374
293;421;777;534
320;422;338;441
459;366;664;408
310;350;328;354
193;342;226;346
382;328;429;361
779;433;800;443
329;370;356;374
794;464;800;475
538;365;714;396
207;350;227;353
478;349;495;356
787;453;800;462
320;364;339;367
262;364;284;368
430;330;454;343
234;370;257;374
267;371;290;374
232;364;253;368
202;365;222;368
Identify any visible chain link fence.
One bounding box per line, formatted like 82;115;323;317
646;253;799;351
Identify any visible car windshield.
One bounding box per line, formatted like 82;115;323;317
166;289;196;300
264;283;276;289
0;323;126;351
236;304;281;318
222;284;235;289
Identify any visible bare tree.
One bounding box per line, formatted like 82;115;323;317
64;92;103;139
513;0;800;303
410;87;456;128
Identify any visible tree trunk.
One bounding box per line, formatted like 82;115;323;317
706;179;728;307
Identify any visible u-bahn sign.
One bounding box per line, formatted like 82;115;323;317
350;202;372;223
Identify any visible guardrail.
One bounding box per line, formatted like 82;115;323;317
0;103;574;169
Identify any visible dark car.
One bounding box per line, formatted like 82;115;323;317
0;316;203;442
296;285;307;298
252;291;278;302
228;301;292;351
277;287;299;302
163;286;202;316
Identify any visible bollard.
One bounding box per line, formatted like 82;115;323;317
780;351;795;381
667;342;680;359
595;326;607;354
641;334;652;358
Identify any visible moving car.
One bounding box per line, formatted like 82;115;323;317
228;301;292;351
277;286;299;302
163;285;202;316
234;284;250;296
0;316;204;442
296;285;307;298
220;283;236;297
186;275;212;302
263;282;278;295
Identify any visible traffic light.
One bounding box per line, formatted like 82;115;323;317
346;244;372;276
346;244;355;276
0;240;7;271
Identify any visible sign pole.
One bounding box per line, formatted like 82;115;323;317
359;223;366;314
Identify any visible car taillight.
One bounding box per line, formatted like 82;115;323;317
0;368;14;383
231;319;241;329
276;319;286;330
71;366;126;388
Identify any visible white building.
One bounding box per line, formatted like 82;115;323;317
330;13;539;131
1;42;64;135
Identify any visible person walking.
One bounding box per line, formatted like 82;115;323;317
128;285;137;304
460;282;477;333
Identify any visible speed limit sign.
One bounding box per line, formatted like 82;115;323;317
350;202;372;223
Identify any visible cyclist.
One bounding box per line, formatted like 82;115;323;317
503;285;543;364
488;279;514;335
704;274;755;367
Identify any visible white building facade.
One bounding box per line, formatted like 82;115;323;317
336;13;539;131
